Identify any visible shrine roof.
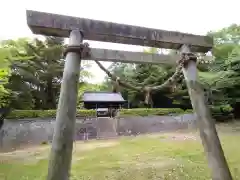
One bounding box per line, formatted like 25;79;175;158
82;91;126;103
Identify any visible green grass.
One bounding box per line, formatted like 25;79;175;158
1;124;240;180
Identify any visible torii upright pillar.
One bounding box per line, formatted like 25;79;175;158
26;10;232;180
46;30;82;180
180;45;232;180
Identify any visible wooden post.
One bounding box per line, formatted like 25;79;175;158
180;45;232;180
46;30;82;180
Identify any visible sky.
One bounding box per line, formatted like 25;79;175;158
0;0;239;83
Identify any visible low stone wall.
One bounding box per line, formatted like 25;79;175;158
0;114;197;152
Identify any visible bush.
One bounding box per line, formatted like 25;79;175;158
183;105;234;122
210;105;233;113
7;110;57;119
120;108;184;116
184;109;194;113
7;109;96;119
6;106;234;121
7;108;186;120
210;105;234;122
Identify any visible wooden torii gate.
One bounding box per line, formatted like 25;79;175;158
26;10;232;180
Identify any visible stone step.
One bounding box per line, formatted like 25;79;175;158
96;118;117;139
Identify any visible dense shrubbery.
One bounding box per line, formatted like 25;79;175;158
210;105;234;122
6;106;233;121
118;108;185;116
184;105;234;122
7;109;95;119
7;108;185;120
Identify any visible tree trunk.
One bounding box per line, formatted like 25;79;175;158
46;77;56;109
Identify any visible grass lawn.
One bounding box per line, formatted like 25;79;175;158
1;123;240;180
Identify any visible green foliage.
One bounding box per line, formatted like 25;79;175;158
207;25;240;106
211;105;233;113
101;47;181;108
120;108;184;116
0;37;93;110
100;24;240;112
102;62;136;103
210;105;234;121
182;104;232;113
77;82;105;108
1;24;240;119
0;89;11;108
6;108;186;120
0;41;17;107
185;105;233;121
7;109;96;119
7;110;57;119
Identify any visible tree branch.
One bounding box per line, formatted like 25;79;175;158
95;60;182;92
95;60;183;104
151;65;183;92
95;60;141;91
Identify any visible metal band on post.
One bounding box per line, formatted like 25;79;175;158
63;42;91;59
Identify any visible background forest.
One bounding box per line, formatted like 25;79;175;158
1;24;240;117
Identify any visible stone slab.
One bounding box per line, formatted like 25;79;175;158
26;10;213;52
88;48;176;64
87;48;213;64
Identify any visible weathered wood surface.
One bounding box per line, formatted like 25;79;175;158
180;45;232;180
88;48;176;65
85;48;213;65
46;30;82;180
26;10;213;53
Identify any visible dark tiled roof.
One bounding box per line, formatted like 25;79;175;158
82;91;125;102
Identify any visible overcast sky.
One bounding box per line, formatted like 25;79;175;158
0;0;239;83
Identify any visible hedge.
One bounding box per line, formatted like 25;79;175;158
6;108;186;120
119;108;185;116
210;105;234;122
178;105;234;122
6;105;233;121
7;109;95;119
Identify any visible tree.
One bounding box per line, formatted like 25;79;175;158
0;37;93;110
0;39;31;108
205;24;240;115
99;47;186;108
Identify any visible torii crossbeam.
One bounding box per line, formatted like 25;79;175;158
26;10;232;180
27;10;212;52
